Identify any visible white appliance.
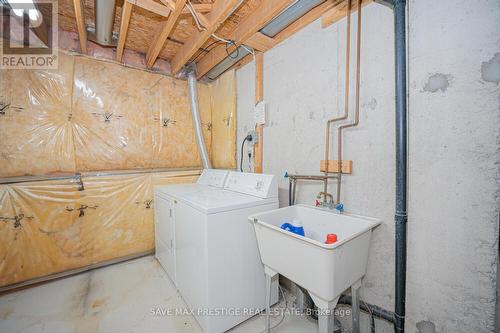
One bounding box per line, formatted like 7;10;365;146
158;171;279;333
154;169;229;285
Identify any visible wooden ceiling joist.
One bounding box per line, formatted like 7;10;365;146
244;32;276;52
72;0;87;53
117;1;134;62
195;0;295;79
146;0;188;68
160;0;213;15
68;0;362;77
128;0;213;18
128;0;171;17
322;0;372;28
170;0;242;74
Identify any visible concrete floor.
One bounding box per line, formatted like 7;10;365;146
0;256;318;333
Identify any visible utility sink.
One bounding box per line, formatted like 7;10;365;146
249;204;381;333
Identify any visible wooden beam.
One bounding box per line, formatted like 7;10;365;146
146;0;187;68
161;0;213;14
244;32;275;52
195;0;295;78
322;0;372;28
182;3;213;14
116;1;133;62
159;0;176;10
128;0;171;17
72;0;87;54
273;0;342;44
170;0;241;74
254;52;264;174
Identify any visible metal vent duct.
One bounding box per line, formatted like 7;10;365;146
88;0;117;47
260;0;324;38
205;46;251;81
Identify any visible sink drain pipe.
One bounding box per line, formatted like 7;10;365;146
393;0;408;332
186;63;212;169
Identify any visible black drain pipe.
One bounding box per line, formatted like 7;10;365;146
393;0;408;332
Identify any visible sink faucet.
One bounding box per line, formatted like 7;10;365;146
316;192;344;213
316;192;334;208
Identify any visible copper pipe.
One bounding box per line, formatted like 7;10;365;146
289;174;340;181
337;0;362;203
323;0;352;203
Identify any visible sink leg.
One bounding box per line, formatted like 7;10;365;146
264;267;278;333
351;279;362;333
309;293;339;333
265;274;271;333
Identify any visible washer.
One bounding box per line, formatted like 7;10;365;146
154;169;229;285
174;171;279;333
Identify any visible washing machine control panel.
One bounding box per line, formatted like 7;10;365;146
224;172;278;198
197;169;229;188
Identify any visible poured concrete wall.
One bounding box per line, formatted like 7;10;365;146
236;1;499;332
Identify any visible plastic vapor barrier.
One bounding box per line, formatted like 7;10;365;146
0;171;199;288
0;52;236;288
0;52;213;177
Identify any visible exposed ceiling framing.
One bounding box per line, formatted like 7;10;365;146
60;0;362;78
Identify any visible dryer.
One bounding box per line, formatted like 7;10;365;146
154;169;229;285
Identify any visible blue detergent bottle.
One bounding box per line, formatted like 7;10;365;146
280;218;305;236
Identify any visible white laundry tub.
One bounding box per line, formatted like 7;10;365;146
249;204;381;333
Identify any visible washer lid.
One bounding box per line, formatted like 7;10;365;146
176;188;278;214
155;183;202;197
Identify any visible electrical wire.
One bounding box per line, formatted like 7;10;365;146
186;0;231;46
241;44;256;61
186;0;206;31
240;136;249;172
191;39;223;63
259;285;287;333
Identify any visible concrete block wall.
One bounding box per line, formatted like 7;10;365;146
236;1;499;332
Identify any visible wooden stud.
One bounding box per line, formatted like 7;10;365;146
254;52;264;174
170;0;241;74
146;0;188;68
72;0;87;54
244;32;276;52
160;0;214;14
159;0;176;10
195;0;294;79
178;3;213;15
116;1;133;62
184;3;213;14
320;160;353;174
128;0;171;17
